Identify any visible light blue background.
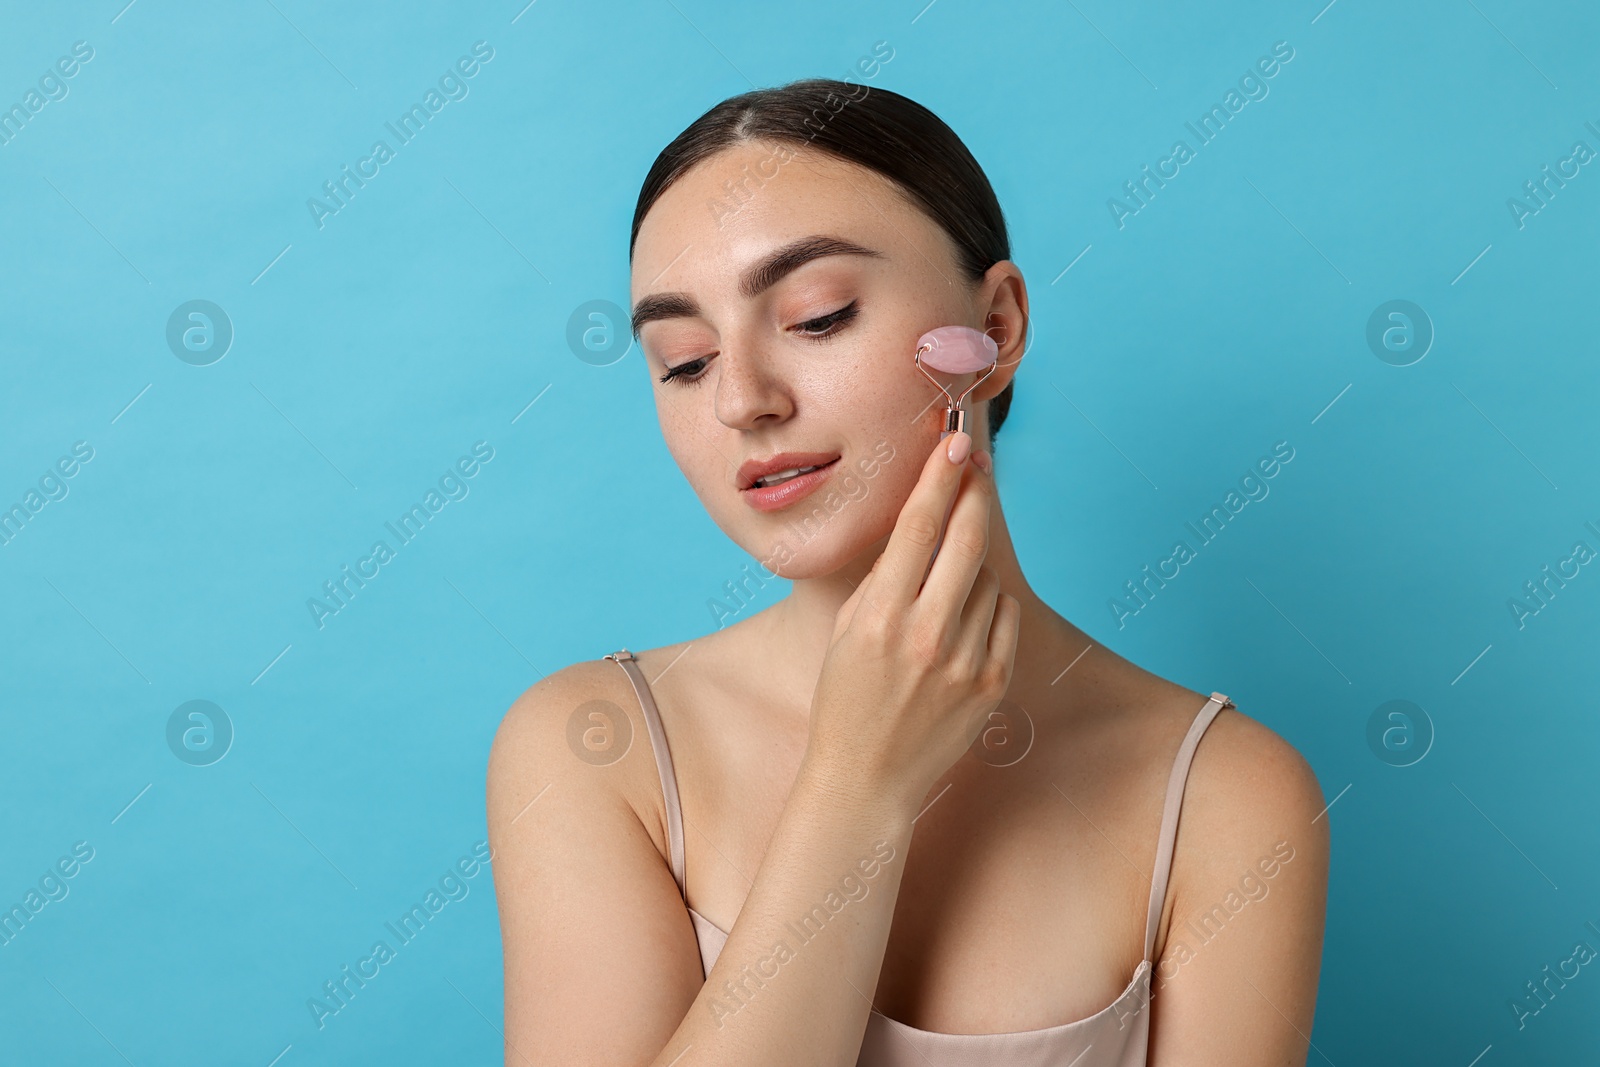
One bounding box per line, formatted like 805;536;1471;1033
2;1;1596;1064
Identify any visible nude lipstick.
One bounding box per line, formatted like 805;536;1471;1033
737;452;842;513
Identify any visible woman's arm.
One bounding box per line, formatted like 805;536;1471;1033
1145;709;1332;1066
489;436;1016;1067
487;663;923;1067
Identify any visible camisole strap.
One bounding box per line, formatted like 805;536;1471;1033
1142;691;1234;961
603;649;687;901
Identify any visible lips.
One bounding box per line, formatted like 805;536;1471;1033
737;452;842;513
736;452;843;491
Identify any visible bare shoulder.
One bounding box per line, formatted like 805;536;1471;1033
1162;694;1331;946
486;654;667;851
1184;699;1328;843
488;657;625;794
1141;694;1330;1062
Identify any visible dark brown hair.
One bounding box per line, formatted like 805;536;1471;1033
630;77;1016;452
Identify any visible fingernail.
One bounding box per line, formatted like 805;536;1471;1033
946;431;972;465
973;449;992;473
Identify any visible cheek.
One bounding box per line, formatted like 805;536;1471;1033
654;391;708;459
806;310;930;409
665;436;729;509
816;348;951;450
837;432;939;535
654;413;727;507
870;440;934;512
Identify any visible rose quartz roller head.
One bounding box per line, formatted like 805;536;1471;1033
915;325;1000;439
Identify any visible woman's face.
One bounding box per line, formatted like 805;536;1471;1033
630;140;1023;580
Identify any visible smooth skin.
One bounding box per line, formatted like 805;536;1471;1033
488;140;1329;1067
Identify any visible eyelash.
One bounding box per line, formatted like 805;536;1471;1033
657;301;861;387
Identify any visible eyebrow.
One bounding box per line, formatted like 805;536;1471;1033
630;234;884;340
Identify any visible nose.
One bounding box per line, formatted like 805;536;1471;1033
713;334;794;431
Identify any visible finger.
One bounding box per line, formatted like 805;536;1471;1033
987;592;1021;672
870;431;972;614
956;565;1001;657
833;551;887;635
917;451;994;619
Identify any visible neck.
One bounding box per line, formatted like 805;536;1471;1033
754;486;1089;721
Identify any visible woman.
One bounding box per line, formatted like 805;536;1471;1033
488;78;1329;1066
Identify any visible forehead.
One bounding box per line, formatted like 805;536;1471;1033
630;142;937;301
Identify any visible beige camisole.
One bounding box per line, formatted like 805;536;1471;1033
604;648;1233;1067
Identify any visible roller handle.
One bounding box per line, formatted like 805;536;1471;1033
921;427;961;589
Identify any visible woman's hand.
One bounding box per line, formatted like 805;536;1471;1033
803;431;1021;810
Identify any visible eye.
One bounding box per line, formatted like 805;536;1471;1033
655;301;860;389
794;300;859;340
659;354;713;387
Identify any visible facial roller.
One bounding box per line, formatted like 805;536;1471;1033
914;325;999;584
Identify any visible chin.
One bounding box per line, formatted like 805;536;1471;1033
758;552;839;582
741;515;891;583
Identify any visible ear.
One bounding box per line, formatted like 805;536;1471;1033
972;261;1028;405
